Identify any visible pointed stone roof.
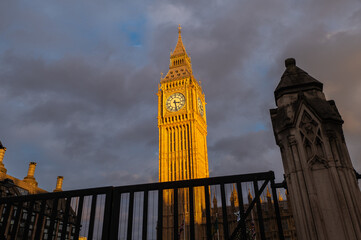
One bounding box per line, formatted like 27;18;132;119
212;194;217;207
170;25;188;57
161;25;193;82
248;189;253;199
275;58;323;100
266;186;271;198
278;191;284;201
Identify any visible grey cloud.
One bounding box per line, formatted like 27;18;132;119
1;0;361;191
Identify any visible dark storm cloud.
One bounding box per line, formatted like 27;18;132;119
1;0;361;191
0;49;159;189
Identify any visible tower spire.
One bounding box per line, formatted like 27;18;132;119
171;24;187;57
266;186;271;198
278;190;284;201
162;25;193;81
0;141;7;174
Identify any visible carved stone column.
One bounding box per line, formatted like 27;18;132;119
270;58;361;240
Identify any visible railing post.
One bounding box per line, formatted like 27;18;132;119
0;203;12;238
253;180;266;240
142;190;149;240
60;197;72;240
173;188;179;240
88;194;98;239
220;184;229;239
103;187;120;240
47;198;59;239
127;191;135;240
271;177;285;240
11;202;24;239
189;186;195;239
22;200;35;240
236;182;247;239
157;189;163;240
73;196;84;240
204;184;212;240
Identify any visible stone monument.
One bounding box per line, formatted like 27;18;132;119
270;58;361;240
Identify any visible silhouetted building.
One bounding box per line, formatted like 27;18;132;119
0;140;80;239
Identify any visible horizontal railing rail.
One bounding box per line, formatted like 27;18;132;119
0;171;286;240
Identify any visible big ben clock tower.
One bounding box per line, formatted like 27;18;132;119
158;25;209;183
157;26;209;237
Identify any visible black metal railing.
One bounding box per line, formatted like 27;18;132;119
0;171;286;240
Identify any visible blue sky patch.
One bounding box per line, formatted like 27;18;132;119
120;17;146;47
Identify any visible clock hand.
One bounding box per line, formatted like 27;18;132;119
173;100;180;109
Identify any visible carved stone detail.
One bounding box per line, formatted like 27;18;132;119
299;111;318;141
288;135;297;146
308;155;329;169
326;130;337;140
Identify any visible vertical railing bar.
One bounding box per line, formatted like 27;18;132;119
157;189;163;240
271;178;285;240
189;186;195;240
173;188;179;240
142;190;148;240
220;183;229;239
236;182;247;239
22;200;35;240
47;198;59;239
60;197;72;240
11;202;24;240
34;200;46;240
0;203;12;238
243;180;269;219
101;190;112;240
0;204;3;221
109;189;121;240
254;180;266;240
127;191;135;240
73;196;84;240
204;184;212;240
103;188;120;240
88;194;98;239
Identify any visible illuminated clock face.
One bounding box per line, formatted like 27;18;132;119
166;93;186;112
198;98;204;116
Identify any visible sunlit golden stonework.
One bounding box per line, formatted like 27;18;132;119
157;26;209;239
158;26;209;182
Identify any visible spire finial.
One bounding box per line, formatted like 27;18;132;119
178;24;182;34
266;186;271;198
278;190;284;201
248;188;253;199
285;58;296;69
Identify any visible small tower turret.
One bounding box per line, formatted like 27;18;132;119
53;176;64;192
0;141;7;174
278;191;284;201
23;162;38;187
266;186;272;203
248;189;253;204
230;184;239;208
